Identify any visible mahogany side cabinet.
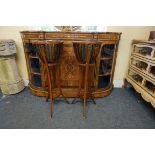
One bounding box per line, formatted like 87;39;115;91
20;31;121;97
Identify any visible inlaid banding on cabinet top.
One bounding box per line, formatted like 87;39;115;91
45;33;94;40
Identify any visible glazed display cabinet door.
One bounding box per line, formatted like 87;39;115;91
25;43;43;88
97;43;117;89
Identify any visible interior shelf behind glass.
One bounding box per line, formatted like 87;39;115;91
100;44;115;59
99;60;112;75
30;58;40;74
31;74;41;87
26;43;38;56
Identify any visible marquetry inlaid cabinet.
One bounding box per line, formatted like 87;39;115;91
20;31;121;97
125;40;155;107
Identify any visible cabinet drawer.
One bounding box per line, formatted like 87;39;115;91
97;33;119;40
22;33;44;39
64;33;93;40
45;33;64;39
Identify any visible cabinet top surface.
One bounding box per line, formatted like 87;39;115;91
20;31;122;34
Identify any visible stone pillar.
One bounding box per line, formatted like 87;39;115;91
0;40;25;95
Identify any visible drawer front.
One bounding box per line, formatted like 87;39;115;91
22;33;44;39
64;33;93;40
45;33;64;39
97;33;119;40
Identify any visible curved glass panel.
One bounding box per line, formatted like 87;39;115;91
98;44;115;89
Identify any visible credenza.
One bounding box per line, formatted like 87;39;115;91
125;40;155;107
20;31;121;97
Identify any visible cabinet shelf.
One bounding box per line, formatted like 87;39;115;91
100;57;113;60
31;74;41;87
31;65;40;74
31;71;41;75
98;72;111;76
29;54;38;59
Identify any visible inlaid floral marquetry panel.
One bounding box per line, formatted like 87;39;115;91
60;50;79;87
